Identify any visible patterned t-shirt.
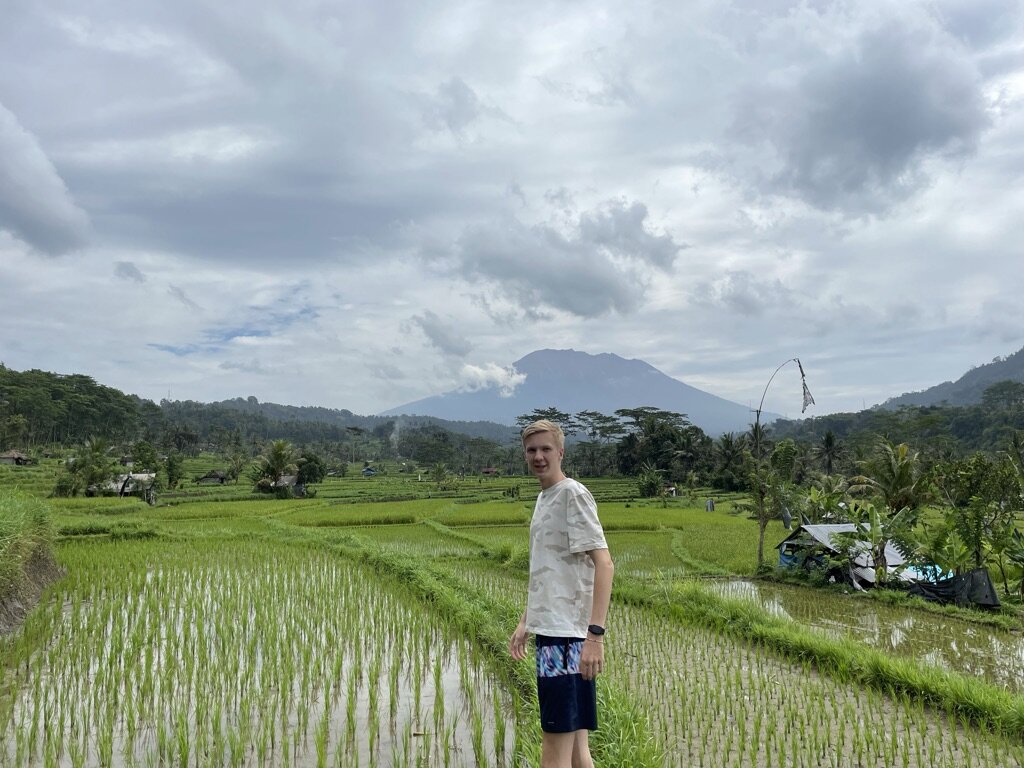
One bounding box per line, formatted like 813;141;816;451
525;477;608;638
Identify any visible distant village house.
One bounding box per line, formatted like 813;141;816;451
92;473;158;504
197;470;229;485
0;450;32;466
273;474;306;498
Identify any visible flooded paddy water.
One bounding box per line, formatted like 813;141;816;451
611;599;1023;768
8;497;1024;768
446;561;1024;767
0;539;517;767
707;579;1024;692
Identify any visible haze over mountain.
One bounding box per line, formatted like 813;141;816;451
382;349;773;436
880;346;1024;410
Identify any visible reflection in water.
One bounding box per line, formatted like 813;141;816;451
707;580;1024;692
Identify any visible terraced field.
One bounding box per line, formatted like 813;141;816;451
2;462;1023;767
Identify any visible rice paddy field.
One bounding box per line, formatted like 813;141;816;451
2;459;1024;767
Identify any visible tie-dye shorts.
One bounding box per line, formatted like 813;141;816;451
535;635;598;733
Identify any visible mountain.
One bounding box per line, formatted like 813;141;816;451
881;346;1024;409
381;349;770;436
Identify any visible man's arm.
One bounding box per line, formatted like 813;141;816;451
580;547;614;680
588;547;614;628
509;610;529;660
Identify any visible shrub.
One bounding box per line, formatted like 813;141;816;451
636;464;663;498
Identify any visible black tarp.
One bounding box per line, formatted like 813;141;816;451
908;568;1001;609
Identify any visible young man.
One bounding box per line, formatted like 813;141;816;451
509;420;614;768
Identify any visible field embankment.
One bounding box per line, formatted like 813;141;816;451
0;491;63;635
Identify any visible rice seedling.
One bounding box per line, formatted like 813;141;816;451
705;578;1024;692
604;593;1024;767
9;474;1024;768
0;538;517;767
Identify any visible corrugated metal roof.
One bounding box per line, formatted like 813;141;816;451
777;523;908;570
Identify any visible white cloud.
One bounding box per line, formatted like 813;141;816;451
0;0;1022;418
65;127;277;166
457;363;526;397
451;199;684;317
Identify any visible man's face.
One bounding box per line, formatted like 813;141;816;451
523;431;564;486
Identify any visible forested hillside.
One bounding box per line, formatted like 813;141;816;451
5;363;1024;471
881;346;1024;409
0;366;161;446
771;379;1024;458
0;365;517;452
195;397;518;442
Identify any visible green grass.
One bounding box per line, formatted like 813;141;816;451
0;461;62;498
278;498;449;526
0;491;55;600
7;468;1024;767
667;507;772;574
605;530;686;579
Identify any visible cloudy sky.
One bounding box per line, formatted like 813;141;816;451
2;0;1023;420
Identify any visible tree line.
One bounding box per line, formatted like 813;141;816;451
771;380;1024;458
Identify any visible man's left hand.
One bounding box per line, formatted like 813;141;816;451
580;638;604;680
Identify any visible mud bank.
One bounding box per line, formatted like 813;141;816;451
0;554;64;636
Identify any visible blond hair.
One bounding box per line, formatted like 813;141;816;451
521;419;565;450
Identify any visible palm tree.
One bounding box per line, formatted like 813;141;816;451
713;433;747;491
742;465;787;568
813;430;844;475
1007;431;1024;480
852;440;929;516
227;452;250;483
75;436;119;494
253;440;300;485
747;421;771;464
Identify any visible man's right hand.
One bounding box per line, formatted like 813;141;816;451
509;621;529;660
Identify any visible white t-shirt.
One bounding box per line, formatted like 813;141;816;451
525;477;608;638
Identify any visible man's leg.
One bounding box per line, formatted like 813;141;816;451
540;730;576;768
571;729;594;768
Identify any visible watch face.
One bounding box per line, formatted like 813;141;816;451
588;624;605;635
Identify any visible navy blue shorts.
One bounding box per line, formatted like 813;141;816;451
535;635;598;733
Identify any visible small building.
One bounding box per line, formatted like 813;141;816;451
273;474;306;498
361;466;377;477
0;450;32;465
778;523;999;609
99;473;157;498
197;470;228;485
481;467;500;476
776;523;914;589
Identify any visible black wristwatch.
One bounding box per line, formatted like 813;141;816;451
587;624;605;636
